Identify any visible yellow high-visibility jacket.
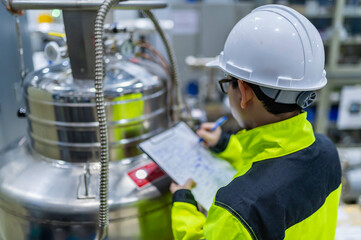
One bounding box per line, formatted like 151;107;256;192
171;112;342;240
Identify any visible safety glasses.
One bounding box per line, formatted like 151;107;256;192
218;76;238;94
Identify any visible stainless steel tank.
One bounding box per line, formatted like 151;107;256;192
0;57;173;239
0;142;172;240
0;0;176;240
339;147;361;203
0;1;177;237
25;59;169;162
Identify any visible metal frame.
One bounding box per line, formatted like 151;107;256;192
315;0;361;134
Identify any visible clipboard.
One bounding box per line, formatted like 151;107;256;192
138;122;237;210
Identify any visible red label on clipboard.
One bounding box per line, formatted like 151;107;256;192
127;162;166;188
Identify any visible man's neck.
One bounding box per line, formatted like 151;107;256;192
245;106;300;130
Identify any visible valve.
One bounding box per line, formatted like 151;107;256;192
17;107;26;118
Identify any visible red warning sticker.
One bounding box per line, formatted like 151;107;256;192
127;162;166;188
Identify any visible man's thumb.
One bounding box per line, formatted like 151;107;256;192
185;179;196;189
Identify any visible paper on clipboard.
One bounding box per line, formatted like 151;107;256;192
138;122;237;210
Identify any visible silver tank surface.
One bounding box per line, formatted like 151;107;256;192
338;147;361;203
25;59;169;162
342;167;361;203
0;58;173;240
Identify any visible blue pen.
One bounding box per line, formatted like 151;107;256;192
199;116;228;142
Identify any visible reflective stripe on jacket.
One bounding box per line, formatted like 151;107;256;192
171;112;342;240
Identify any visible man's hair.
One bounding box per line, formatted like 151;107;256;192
231;81;302;115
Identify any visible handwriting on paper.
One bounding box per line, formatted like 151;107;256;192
139;122;237;210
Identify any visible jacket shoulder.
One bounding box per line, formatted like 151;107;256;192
214;135;341;240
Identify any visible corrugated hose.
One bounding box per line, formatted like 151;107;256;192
142;9;185;121
93;0;126;239
94;1;184;239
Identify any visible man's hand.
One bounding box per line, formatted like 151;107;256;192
170;179;197;194
196;122;222;147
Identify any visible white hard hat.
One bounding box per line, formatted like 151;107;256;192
207;4;327;94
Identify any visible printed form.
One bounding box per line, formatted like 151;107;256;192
139;122;237;210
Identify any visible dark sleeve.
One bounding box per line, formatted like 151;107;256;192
210;131;231;153
172;189;197;207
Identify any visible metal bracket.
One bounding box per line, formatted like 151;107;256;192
77;162;96;199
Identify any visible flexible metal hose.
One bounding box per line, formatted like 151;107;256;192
94;0;126;239
94;3;179;239
143;9;185;121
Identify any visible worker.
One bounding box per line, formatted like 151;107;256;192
170;4;342;240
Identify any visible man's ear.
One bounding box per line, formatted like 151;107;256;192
238;80;254;109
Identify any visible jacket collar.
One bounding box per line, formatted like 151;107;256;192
234;112;315;164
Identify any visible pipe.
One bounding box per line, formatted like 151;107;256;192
11;0;166;10
143;9;185;121
1;0;27;83
93;0;126;239
15;14;26;83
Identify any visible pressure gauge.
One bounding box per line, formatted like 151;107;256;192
120;39;134;59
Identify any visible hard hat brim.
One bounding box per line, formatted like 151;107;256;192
205;58;221;68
